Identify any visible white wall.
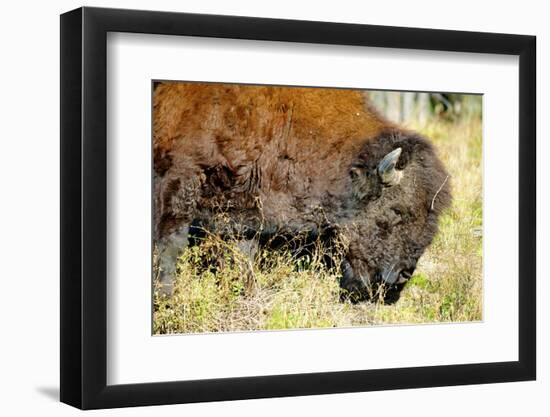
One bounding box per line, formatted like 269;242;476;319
0;1;545;415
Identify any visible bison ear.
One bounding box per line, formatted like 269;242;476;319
378;147;403;186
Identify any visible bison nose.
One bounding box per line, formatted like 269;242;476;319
379;263;416;285
396;269;413;285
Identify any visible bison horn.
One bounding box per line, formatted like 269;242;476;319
378;147;403;186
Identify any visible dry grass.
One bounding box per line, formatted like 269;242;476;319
153;105;483;334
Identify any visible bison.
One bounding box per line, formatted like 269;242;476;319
153;82;451;303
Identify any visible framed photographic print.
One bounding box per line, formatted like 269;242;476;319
60;6;536;409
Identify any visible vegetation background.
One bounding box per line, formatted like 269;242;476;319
153;90;483;334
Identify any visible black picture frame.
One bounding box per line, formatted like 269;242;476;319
60;6;536;410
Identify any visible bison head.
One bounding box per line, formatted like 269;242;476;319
340;130;451;304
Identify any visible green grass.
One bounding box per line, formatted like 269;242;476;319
153;111;483;334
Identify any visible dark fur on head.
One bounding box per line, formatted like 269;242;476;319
340;129;451;303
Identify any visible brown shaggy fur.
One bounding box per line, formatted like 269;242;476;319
153;82;451;302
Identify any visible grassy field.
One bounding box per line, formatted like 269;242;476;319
153;101;483;335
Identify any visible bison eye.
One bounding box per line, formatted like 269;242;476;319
349;166;364;179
